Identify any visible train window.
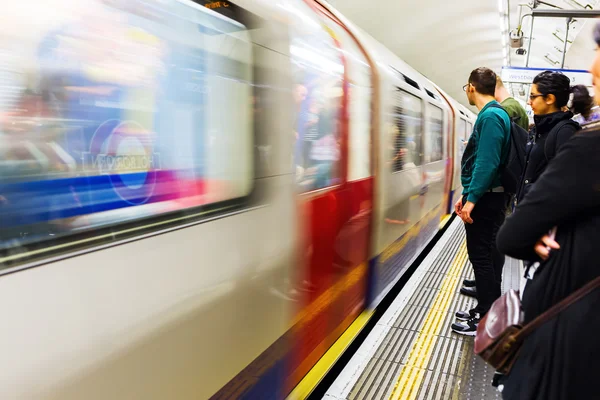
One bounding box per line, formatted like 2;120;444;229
458;118;467;155
425;105;444;163
325;23;372;182
425;89;437;101
402;74;420;91
390;89;422;172
466;121;473;141
0;0;254;267
290;20;344;192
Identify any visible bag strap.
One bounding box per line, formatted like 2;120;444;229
487;103;520;122
514;275;600;341
486;102;513;167
487;102;508;115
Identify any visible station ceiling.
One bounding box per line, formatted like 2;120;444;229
326;0;600;111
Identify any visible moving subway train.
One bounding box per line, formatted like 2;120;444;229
0;0;476;398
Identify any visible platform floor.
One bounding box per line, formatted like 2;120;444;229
323;217;523;400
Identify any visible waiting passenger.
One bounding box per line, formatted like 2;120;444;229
517;71;580;205
495;76;530;130
451;67;511;336
495;21;600;400
570;84;600;127
457;75;530;293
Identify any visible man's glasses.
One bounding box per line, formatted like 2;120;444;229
462;83;470;92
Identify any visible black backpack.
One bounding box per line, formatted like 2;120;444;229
543;119;581;162
487;103;528;194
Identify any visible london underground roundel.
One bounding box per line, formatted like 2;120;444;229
87;119;158;205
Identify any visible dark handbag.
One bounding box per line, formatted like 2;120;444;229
474;275;600;374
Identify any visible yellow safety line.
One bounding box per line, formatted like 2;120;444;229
388;241;468;400
439;214;452;230
287;310;375;400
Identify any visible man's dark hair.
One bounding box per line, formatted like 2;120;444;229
532;70;571;108
468;67;497;96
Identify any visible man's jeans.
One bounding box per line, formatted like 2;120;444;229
464;192;510;316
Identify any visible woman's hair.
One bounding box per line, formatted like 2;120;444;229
570;84;594;118
532;71;571;108
594;21;600;46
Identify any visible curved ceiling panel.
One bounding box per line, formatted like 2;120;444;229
325;0;600;110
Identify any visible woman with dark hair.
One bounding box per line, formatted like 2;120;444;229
570;83;600;126
516;71;581;204
496;21;600;400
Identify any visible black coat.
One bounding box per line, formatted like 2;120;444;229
517;111;580;203
496;128;600;400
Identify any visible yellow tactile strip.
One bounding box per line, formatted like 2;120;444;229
344;217;522;400
387;241;469;400
348;223;471;400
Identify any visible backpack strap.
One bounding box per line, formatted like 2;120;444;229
544;119;581;162
487;102;507;114
486;102;513;164
487;103;520;124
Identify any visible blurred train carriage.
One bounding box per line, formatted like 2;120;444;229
0;0;475;399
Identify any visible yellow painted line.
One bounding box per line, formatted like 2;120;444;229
439;214;452;230
287;310;375;400
388;241;468;400
291;262;367;328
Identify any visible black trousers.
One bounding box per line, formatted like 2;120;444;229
463;192;509;316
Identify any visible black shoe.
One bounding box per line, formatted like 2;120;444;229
492;371;504;387
460;286;477;298
463;279;476;287
455;309;476;321
451;315;480;336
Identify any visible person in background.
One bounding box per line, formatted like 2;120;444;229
451;67;511;336
517;71;580;205
570;83;600;127
495;76;530;130
495;21;600;400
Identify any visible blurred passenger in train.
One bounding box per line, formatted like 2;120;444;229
516;71;580;206
570;83;600;127
293;83;308;142
451;67;511;336
495;76;529;130
303;92;324;168
495;21;600;400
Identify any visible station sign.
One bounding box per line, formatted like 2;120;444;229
501;66;592;86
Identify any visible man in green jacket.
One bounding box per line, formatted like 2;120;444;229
451;67;511;336
495;75;530;130
460;75;530;295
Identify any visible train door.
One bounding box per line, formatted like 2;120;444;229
420;103;447;226
318;16;373;365
286;1;373;391
369;84;425;305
